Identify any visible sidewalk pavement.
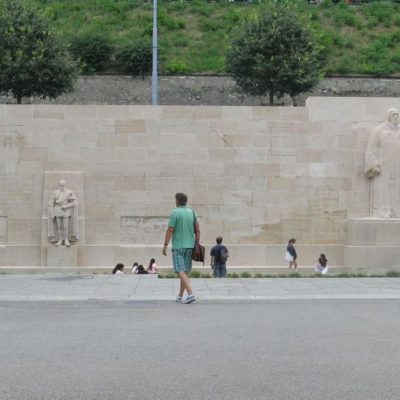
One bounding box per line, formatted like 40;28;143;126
1;275;400;301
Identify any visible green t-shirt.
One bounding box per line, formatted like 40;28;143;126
168;206;197;249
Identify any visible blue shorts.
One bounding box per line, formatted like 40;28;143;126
172;248;193;273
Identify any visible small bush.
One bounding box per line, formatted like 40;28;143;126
190;271;201;278
115;39;152;78
159;12;185;30
165;60;190;74
240;272;252;278
198;19;224;32
386;270;400;277
200;273;211;278
69;31;114;73
227;273;239;278
254;273;264;278
170;34;189;48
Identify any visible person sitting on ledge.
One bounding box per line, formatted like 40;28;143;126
137;265;148;275
131;262;139;274
314;254;329;275
147;258;158;274
112;263;125;275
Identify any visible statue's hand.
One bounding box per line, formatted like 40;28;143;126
366;165;381;178
373;165;381;175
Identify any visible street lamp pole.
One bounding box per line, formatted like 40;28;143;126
151;0;158;105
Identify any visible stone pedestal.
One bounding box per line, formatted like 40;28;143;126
345;218;400;271
46;246;78;268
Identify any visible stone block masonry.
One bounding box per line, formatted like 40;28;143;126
0;98;399;271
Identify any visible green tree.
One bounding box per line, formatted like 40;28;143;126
226;3;324;105
0;0;79;104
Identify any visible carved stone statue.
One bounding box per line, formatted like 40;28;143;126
48;180;79;246
365;108;400;218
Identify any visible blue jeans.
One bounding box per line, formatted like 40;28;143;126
213;263;226;278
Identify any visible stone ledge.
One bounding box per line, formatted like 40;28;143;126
0;266;346;275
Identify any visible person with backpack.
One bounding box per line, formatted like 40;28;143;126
210;236;229;278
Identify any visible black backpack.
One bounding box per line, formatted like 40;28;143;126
219;247;229;263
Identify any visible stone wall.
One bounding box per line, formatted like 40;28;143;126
1;75;400;106
0;98;399;270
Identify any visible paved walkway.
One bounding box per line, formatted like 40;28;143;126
1;275;400;301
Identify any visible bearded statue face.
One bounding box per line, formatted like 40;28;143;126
387;108;399;125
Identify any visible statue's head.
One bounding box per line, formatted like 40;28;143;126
59;180;66;191
387;108;399;125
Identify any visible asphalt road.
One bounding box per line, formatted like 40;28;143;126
0;300;399;400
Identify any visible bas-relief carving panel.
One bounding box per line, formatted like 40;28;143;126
120;217;168;245
120;216;202;244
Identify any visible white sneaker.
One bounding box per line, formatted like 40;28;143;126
184;294;196;304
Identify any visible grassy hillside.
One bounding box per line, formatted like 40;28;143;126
35;0;400;75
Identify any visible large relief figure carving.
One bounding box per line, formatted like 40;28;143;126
48;180;79;246
365;108;400;218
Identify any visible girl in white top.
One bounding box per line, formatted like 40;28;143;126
314;254;329;275
112;263;125;275
131;262;139;274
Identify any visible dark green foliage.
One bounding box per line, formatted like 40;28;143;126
0;0;79;103
386;270;400;277
158;11;185;30
28;0;400;76
240;272;252;278
226;2;323;105
69;30;114;73
115;39;152;78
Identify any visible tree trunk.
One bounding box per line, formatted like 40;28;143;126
269;92;274;106
17;96;22;104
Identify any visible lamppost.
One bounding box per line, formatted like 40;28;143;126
151;0;158;105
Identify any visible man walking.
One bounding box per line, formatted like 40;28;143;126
210;236;229;278
162;193;200;304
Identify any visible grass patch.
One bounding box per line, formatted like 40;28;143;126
31;0;400;75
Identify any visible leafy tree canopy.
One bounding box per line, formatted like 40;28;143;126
226;1;324;105
0;0;79;103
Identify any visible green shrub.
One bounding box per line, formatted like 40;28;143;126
165;60;190;74
189;271;201;278
170;33;189;48
254;273;264;278
240;272;252;278
200;273;211;278
198;19;224;32
364;2;394;25
159;11;185;30
115;38;152;78
386;270;400;277
227;272;239;278
69;31;114;73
